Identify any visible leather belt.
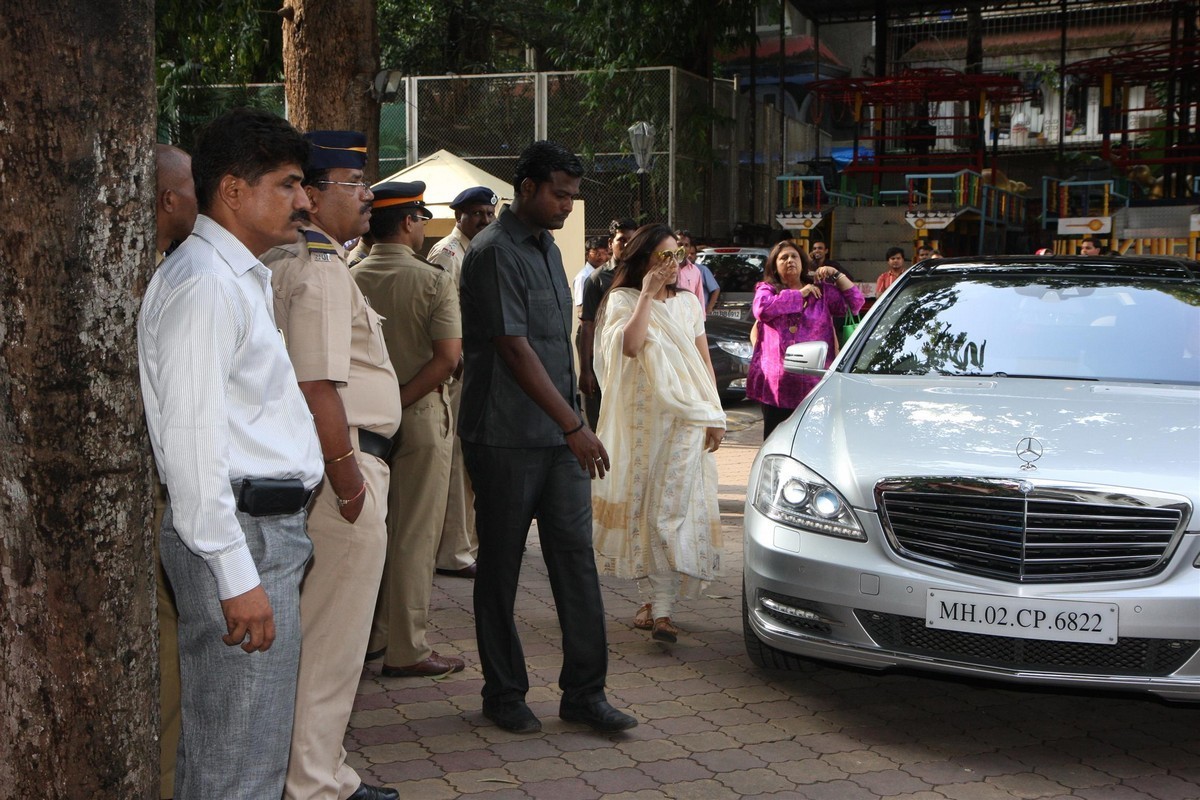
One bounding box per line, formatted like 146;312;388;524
358;428;394;461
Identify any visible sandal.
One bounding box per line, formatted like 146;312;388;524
633;603;654;630
652;617;679;643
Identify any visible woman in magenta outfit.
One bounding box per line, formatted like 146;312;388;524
746;240;865;438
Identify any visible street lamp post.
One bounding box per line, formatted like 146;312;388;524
628;121;655;222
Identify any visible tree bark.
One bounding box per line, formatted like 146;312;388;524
0;1;157;797
282;0;382;180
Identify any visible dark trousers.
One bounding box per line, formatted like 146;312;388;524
462;442;608;707
761;402;794;440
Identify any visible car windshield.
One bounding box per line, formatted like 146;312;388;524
698;253;765;292
850;274;1200;385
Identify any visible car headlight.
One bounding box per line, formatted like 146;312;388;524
716;340;753;360
752;455;865;541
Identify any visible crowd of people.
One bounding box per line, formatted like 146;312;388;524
146;107;1108;800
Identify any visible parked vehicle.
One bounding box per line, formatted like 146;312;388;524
696;247;768;323
743;255;1200;701
705;313;753;402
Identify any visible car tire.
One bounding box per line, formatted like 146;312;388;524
742;584;817;672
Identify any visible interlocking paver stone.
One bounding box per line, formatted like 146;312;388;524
984;771;1075;798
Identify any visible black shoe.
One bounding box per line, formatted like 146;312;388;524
559;698;638;732
364;647;385;663
346;783;398;800
482;700;542;733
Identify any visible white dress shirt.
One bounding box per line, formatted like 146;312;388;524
139;215;323;600
572;263;595;306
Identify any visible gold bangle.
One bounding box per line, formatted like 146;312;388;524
324;448;355;465
336;482;367;508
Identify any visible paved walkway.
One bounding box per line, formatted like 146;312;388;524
344;402;1200;799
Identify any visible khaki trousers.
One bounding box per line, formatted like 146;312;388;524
370;392;453;665
285;442;389;800
435;380;477;570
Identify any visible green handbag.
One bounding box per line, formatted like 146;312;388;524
841;310;861;343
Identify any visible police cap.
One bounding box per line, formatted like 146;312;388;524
304;130;367;170
371;181;433;219
449;186;499;210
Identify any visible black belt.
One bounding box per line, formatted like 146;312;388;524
235;478;316;517
358;428;394;461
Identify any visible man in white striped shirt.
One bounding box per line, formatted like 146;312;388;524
138;107;324;800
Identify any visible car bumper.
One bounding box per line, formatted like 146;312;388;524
744;504;1200;701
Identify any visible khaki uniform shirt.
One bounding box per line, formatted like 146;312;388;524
351;243;462;385
425;226;470;285
263;225;402;438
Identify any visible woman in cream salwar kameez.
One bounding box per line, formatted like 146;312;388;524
591;224;726;643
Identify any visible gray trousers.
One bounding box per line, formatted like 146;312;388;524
160;503;312;800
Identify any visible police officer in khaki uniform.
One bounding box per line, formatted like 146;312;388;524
353;182;465;677
262;131;402;800
426;186;497;579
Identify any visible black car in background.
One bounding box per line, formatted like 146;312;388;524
705;313;753;402
696;247;769;323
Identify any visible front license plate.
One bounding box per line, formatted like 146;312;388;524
926;589;1118;645
709;308;743;320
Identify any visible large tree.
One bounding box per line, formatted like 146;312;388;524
0;1;158;796
281;0;382;178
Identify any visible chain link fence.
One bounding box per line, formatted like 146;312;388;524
188;69;817;241
378;67;819;240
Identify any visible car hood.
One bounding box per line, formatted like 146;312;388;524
782;374;1200;511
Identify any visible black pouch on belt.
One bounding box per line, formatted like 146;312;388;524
237;478;308;517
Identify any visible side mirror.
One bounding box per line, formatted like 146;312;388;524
783;341;828;376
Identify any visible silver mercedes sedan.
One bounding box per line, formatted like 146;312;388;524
743;255;1200;702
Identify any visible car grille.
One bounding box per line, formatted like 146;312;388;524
857;610;1199;676
877;479;1188;583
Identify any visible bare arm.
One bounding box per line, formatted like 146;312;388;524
578;320;597;395
706;288;721;314
400;338;462;408
494;335;609;478
299;379;365;523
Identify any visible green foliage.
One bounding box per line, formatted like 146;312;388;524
156;0;284;145
544;0;756;77
378;0;565;74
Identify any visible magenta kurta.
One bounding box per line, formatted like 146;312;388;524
746;281;865;409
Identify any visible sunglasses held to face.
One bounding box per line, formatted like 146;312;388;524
655;247;688;263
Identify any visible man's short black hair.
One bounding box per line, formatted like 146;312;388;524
586;235;609;250
368;207;409;240
192;107;309;213
885;246;906;260
608;218;637;236
512;140;583;194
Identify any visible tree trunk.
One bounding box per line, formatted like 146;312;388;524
0;1;157;797
282;0;382;180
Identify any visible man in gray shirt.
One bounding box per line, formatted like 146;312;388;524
459;140;636;735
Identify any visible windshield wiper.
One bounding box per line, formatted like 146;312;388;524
983;371;1098;381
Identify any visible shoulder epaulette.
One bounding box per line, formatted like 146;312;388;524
304;229;338;252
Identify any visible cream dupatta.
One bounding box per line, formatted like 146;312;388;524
591;288;725;582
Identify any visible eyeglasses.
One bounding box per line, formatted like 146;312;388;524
654;247;688;263
315;180;372;192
